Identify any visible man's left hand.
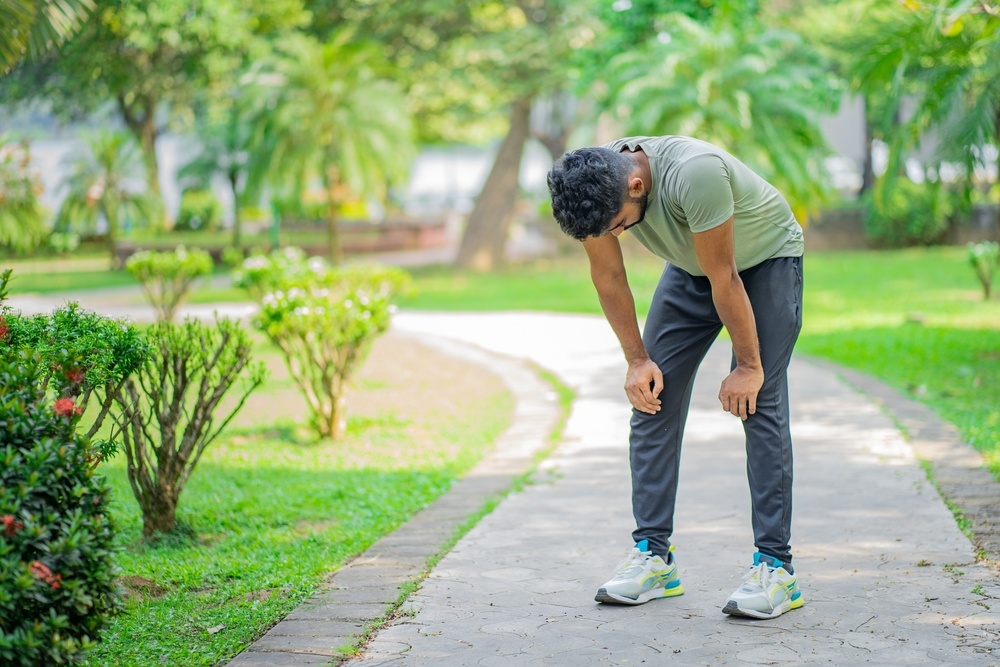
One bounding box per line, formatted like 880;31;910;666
719;365;764;421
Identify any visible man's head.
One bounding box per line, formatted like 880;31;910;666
547;147;646;241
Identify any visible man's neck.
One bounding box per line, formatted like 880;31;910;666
626;149;653;196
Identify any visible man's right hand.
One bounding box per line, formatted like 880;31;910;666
625;357;663;414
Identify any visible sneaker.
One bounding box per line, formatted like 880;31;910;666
595;540;684;605
722;552;804;619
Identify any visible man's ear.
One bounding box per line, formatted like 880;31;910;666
627;175;645;197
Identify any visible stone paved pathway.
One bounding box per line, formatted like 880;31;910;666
348;312;999;667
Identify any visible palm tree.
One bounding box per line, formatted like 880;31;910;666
56;132;161;267
0;138;46;253
177;106;258;249
604;8;841;217
249;32;415;265
0;0;94;74
830;1;1000;216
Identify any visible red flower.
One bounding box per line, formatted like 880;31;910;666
2;514;22;537
0;316;8;340
53;397;82;417
64;367;86;384
29;560;60;588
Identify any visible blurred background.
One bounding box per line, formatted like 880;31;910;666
1;0;997;270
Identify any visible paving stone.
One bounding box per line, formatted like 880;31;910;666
227;650;336;666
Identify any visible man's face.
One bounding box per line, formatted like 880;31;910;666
605;193;648;237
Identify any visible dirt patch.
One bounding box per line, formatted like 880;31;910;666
120;575;168;602
234;330;508;441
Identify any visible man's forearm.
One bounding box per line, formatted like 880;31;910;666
594;275;648;363
711;273;761;370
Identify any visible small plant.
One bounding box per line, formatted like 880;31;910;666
109;318;266;536
861;179;956;247
125;246;214;321
968;241;999;300
48;230;81;255
0;273;120;666
174;188;222;232
234;248;411;439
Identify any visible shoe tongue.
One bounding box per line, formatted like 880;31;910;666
635;539;650;554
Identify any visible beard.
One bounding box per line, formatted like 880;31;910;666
628;192;649;226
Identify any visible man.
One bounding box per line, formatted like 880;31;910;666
546;135;804;620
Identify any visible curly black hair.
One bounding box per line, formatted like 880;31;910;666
546;147;632;240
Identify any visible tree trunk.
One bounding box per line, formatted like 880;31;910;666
229;170;241;248
861;116;875;194
325;165;343;266
118;92;166;229
455;96;533;271
141;489;177;537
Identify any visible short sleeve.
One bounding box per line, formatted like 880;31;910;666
675;154;734;233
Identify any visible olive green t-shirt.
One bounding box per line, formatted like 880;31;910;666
602;136;803;276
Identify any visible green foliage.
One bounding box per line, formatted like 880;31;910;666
55;133;162;266
0;272;119;666
968;241;1000;300
602;7;840;215
0;352;119;666
125;246;214;321
860;179;956;246
818;0;1000;195
174;189;222;232
0;139;47;255
1;299;151;449
47;231;81;255
0;0;95;73
248;32;415;264
235;247;411;438
109;318;266;537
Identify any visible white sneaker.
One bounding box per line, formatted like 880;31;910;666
595;540;684;605
722;552;805;619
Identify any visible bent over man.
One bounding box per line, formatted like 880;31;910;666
546;135;804;619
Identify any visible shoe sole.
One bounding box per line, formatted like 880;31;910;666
722;594;805;619
595;584;685;605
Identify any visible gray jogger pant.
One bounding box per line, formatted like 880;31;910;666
630;256;803;564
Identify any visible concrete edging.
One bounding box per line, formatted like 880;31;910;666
226;331;563;666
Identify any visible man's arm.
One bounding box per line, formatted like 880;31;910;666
581;234;662;414
692;216;763;420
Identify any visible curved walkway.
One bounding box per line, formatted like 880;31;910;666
350;312;999;667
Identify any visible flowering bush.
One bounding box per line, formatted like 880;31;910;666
234;248;411;439
1;295;150;457
0;272;120;665
125;246;214;321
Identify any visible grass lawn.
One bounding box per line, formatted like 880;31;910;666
85;332;514;666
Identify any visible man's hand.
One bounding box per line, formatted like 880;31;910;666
718;365;764;421
626;357;663;414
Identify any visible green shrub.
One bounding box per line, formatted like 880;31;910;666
1;290;150;452
174;189;222;232
0;272;121;666
968;241;999;300
234;248;411;439
109;318;266;536
48;231;81;255
861;179;956;247
125;246;213;321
